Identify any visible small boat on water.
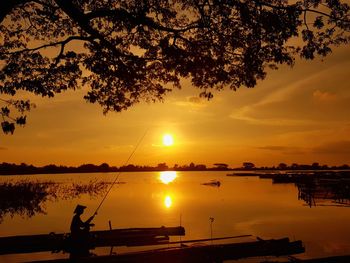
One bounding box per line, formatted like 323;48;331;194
0;226;185;255
227;172;258;176
201;180;221;187
31;237;304;263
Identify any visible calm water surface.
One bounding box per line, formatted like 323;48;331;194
0;171;349;262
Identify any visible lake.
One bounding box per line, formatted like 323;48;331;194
0;171;349;262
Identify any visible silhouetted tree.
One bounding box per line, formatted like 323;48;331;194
311;162;320;169
213;163;229;170
278;162;288;170
1;1;349;133
243;162;255;169
99;162;110;172
157;162;168;170
291;163;300;170
195;164;207;170
340;164;350;169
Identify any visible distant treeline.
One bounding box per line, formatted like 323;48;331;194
0;162;349;176
0;162;226;175
240;162;350;171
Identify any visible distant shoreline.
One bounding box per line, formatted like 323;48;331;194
1;162;349;176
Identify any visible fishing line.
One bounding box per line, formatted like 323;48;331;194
93;129;149;216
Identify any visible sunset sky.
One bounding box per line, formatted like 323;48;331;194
1;44;349;168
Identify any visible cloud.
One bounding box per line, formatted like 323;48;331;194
174;96;208;109
312;140;350;154
0;146;7;150
257;146;289;151
229;59;350;126
229;105;317;126
188;97;203;104
313;90;337;102
256;145;306;155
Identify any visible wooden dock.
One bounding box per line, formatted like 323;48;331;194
31;237;305;263
0;226;185;255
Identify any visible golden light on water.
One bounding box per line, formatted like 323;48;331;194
162;134;174;146
159;171;177;184
164;195;172;208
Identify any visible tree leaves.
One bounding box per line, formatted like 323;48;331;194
0;99;32;134
1;121;15;135
314;16;325;29
15;116;26;126
0;0;349;134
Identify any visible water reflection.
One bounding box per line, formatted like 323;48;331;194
297;179;350;207
0;180;110;222
164;195;172;208
159;171;177;184
257;171;350;207
1;171;350;261
0;181;57;222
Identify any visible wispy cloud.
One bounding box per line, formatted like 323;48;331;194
257;146;289;151
0;146;7;150
229;60;350;126
312;140;350;154
174;96;208;109
229;105;317;126
256;145;306;155
313;90;337;102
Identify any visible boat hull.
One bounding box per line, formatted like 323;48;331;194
0;226;185;255
32;237;305;263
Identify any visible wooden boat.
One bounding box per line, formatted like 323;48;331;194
32;237;305;263
227;172;258;176
201;180;221;187
0;226;185;255
262;254;350;263
259;172;286;179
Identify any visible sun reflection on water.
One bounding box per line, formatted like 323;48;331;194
159;171;177;184
164;195;172;208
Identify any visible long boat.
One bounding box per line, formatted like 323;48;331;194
32;237;305;263
227;172;258;176
0;226;185;255
263;255;350;263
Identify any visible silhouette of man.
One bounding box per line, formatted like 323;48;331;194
69;204;95;259
70;204;95;239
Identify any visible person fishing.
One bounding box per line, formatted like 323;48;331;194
68;131;147;260
70;204;96;240
69;204;96;259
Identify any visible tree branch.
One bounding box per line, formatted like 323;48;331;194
254;0;350;24
85;8;202;34
304;1;310;30
303;8;350;24
4;36;93;55
54;0;126;58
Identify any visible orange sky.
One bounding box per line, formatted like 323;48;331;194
0;44;350;167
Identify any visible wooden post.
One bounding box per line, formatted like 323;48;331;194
108;220;114;255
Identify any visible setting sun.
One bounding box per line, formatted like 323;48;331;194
162;134;174;146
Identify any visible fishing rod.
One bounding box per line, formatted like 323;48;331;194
92;129;148;217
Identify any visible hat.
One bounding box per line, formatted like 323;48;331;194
74;204;87;214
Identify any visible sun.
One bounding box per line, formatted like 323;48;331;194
162;134;174;146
